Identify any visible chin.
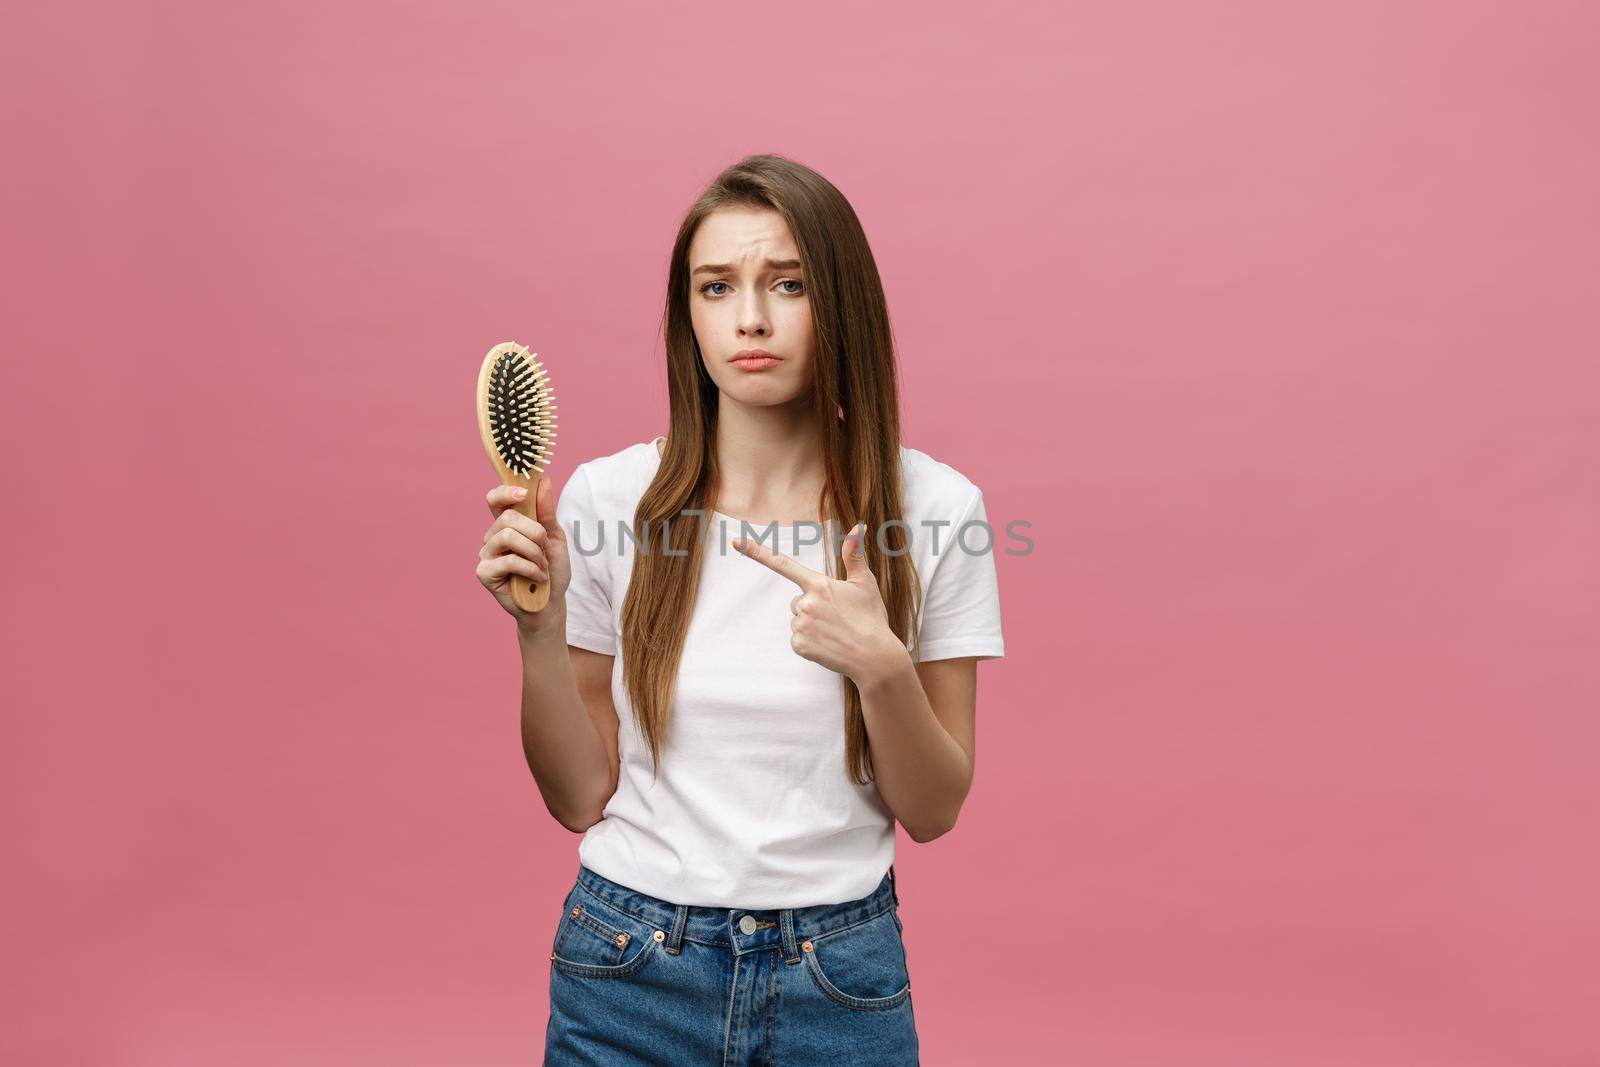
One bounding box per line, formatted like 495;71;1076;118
721;379;806;406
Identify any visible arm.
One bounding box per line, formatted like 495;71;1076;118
479;472;622;835
516;614;622;833
730;520;989;845
855;652;978;843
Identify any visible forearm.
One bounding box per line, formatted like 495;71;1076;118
854;648;972;842
516;613;612;831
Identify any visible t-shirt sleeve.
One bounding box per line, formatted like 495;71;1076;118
554;464;618;655
912;486;1006;663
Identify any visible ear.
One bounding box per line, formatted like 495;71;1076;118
841;522;873;584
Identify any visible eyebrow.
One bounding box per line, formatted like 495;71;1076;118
691;258;803;277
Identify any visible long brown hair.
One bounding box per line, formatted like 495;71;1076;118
619;154;922;785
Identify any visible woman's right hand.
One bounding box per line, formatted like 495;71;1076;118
477;478;571;635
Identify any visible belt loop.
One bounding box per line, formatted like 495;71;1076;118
664;904;689;955
779;907;800;965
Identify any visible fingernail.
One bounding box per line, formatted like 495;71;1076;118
513;487;527;498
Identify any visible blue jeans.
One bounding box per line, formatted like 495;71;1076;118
544;862;919;1065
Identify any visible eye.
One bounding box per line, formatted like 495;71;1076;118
698;281;730;297
777;279;805;295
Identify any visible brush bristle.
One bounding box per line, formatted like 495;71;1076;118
486;347;557;477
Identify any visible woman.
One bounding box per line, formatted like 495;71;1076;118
476;154;1004;1065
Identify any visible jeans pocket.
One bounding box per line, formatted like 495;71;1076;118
550;888;663;979
801;907;912;1011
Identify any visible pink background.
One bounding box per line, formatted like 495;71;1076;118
5;2;1597;1064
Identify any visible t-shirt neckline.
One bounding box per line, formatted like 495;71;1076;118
647;434;830;532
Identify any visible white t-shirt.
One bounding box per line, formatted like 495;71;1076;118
554;435;1005;908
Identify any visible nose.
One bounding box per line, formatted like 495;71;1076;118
736;291;769;338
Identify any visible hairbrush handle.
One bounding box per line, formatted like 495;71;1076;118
506;475;553;613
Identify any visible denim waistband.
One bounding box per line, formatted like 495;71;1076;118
572;863;900;960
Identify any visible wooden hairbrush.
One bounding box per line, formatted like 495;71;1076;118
475;341;558;611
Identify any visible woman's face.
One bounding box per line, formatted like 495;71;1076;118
687;206;815;409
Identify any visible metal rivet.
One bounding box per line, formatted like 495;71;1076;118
614;932;628;946
570;906;581;917
801;940;813;953
653;930;665;942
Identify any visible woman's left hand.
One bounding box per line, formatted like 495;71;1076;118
734;522;905;684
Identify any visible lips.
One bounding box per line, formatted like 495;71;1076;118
731;350;782;371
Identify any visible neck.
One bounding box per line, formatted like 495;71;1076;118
711;396;824;520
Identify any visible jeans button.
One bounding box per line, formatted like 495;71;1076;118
739;914;758;935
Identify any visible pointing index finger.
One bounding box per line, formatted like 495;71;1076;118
734;533;824;590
